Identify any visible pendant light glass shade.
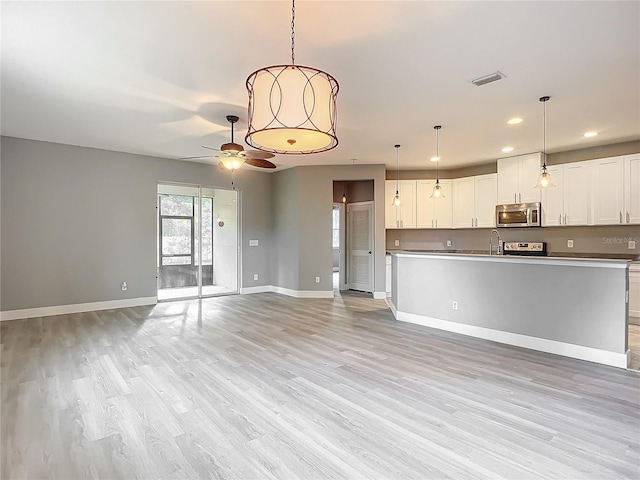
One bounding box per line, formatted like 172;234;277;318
342;182;347;203
245;1;339;154
392;144;401;206
536;96;554;188
430;126;445;199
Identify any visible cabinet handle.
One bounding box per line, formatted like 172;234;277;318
431;219;434;228
627;212;630;223
436;219;438;228
514;193;517;203
620;211;623;224
559;214;562;225
564;214;567;225
519;193;521;203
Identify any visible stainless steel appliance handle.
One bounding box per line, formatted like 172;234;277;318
526;208;531;225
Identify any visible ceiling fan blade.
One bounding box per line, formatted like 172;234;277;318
244;150;275;160
202;145;222;152
179;155;217;160
245;158;277;169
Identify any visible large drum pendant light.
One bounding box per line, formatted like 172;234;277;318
245;0;339;154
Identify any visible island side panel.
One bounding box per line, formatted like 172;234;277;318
394;254;627;355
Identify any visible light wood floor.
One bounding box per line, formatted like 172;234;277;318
2;292;639;479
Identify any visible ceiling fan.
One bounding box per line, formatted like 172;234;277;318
180;115;276;170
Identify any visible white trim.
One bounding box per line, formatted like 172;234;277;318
373;291;387;300
391;252;629;269
1;297;158;322
240;286;272;295
240;285;334;298
396;310;629;369
387;299;397;318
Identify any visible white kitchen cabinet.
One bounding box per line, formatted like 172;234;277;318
624;153;640;224
497;152;542;204
542;162;591;226
416;180;453;228
591;156;624;225
385;180;416;228
452;174;497;228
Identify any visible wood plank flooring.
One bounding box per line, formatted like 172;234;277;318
2;291;639;479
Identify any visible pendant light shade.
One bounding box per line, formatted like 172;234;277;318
431;126;445;199
536;96;554;188
245;0;339;154
342;182;347;203
392;144;401;206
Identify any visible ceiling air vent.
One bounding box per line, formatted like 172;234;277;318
471;71;506;86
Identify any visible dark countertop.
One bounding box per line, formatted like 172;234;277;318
386;249;639;261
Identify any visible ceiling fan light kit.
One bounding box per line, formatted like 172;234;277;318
245;0;339;155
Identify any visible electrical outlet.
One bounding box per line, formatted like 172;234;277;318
394;239;400;247
446;240;452;247
315;276;320;284
452;301;458;310
253;274;259;280
629;240;637;250
121;281;127;291
567;239;574;248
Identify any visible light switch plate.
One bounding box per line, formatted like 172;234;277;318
394;239;400;247
249;239;259;247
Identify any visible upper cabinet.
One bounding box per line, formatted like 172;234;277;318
452;174;497;228
624;154;640;224
385;180;416;228
591;156;624;225
416;180;453;228
497;153;542;204
542;162;591;226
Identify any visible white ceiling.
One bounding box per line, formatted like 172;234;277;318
2;1;639;171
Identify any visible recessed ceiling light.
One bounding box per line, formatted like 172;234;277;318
583;131;598;138
430;156;440;162
507;118;523;125
502;147;514;153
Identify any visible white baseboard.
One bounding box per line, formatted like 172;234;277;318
241;285;334;299
396;310;629;369
373;291;387;300
1;296;158;322
240;286;272;295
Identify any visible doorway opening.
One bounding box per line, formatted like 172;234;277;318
157;183;238;301
333;180;374;294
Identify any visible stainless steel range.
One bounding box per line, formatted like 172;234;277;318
502;241;547;256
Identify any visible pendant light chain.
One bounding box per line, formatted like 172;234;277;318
290;0;296;65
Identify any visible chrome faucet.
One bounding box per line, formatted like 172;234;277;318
489;229;501;255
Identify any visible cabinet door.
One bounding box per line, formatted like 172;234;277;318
518;153;542;204
592;157;624;225
497;157;519;204
397;180;416;228
475;174;498;228
416;180;436;228
385;180;399;228
563;162;590;225
542;165;564;226
624;154;640;224
452;177;476;228
434;180;453;228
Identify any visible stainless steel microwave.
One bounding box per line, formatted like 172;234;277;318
495;202;541;228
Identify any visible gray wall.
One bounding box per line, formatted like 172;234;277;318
270;168;300;290
273;165;386;293
387;225;640;259
387;140;640;179
1;136;272;311
393;254;628;354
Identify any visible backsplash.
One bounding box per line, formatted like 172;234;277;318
386;224;640;259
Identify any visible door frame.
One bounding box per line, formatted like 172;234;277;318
346;200;375;293
332;203;348;290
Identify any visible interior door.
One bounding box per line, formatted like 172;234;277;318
347;202;374;293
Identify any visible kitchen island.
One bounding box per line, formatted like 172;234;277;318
390;252;630;368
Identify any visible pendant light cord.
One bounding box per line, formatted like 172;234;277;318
540;96;550;169
434;125;442;183
395;145;400;192
291;0;296;65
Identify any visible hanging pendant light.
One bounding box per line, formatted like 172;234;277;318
392;145;401;206
245;0;339;154
342;182;347;203
431;126;445;198
536;96;554;188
